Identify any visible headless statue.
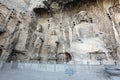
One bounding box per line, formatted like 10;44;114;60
0;21;21;61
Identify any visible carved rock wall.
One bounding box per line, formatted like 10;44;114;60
0;0;120;64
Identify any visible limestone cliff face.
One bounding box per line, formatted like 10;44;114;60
0;0;120;64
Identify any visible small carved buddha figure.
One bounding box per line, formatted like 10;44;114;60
30;24;44;59
51;30;57;35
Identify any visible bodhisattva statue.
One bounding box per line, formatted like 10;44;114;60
30;24;44;60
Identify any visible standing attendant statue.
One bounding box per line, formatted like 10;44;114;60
30;24;44;60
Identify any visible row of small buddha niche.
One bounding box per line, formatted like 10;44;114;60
72;11;97;42
0;9;16;33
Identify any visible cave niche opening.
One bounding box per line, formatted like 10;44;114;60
57;52;72;63
33;8;49;17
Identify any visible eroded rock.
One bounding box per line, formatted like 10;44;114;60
0;0;119;64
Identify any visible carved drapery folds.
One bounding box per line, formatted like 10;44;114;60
29;24;44;60
0;21;21;61
0;13;5;33
108;4;120;60
108;4;120;45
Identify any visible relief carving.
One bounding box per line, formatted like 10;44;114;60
29;24;44;60
0;13;5;33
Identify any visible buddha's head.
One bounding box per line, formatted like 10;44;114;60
77;11;91;23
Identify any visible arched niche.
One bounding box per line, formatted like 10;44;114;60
33;8;49;17
57;52;72;63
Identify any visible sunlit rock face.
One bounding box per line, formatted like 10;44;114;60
0;0;120;64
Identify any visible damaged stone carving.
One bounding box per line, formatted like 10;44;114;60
47;30;59;63
0;13;5;33
73;11;95;41
29;24;44;60
0;0;120;64
0;21;21;61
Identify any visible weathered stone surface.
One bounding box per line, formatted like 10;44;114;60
0;0;120;64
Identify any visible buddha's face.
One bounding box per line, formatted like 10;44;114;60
79;11;87;17
78;11;89;22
